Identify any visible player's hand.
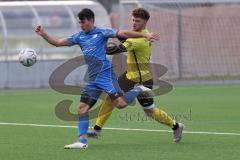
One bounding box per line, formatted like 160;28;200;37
35;25;44;36
146;32;160;42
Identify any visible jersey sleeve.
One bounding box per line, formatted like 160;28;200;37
67;32;80;46
101;28;117;38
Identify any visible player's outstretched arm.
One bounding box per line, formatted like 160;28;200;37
116;30;160;42
35;25;68;47
106;43;127;55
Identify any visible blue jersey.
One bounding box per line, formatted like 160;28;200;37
67;27;117;81
67;27;122;96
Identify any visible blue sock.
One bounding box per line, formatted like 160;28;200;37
79;137;87;144
123;87;142;104
78;113;89;144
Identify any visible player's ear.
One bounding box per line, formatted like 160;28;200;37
143;20;147;25
90;18;94;24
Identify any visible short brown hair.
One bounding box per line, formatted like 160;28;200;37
78;8;95;21
132;8;150;21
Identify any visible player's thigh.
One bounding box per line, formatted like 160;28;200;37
106;72;127;107
100;70;124;96
80;84;102;108
77;102;90;115
118;72;136;92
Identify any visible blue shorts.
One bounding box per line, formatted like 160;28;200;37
80;68;123;107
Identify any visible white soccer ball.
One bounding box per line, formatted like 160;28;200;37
19;48;37;67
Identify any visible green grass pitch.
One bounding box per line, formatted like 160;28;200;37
0;84;240;160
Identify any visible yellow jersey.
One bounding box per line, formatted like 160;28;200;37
122;29;152;82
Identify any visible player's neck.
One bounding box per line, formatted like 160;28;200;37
84;26;95;33
136;27;146;32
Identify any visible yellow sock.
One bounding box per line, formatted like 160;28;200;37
95;97;114;128
151;108;174;128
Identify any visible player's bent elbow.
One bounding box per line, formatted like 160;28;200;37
116;30;127;39
49;41;62;47
53;43;60;47
55;42;66;47
55;39;68;47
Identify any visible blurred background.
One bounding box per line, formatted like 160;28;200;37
0;0;240;89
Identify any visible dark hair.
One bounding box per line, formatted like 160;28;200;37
132;8;150;21
78;8;95;21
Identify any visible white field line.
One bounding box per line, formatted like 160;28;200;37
0;122;240;136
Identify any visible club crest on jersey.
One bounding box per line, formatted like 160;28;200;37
92;34;98;39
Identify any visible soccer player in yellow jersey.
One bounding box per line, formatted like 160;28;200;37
88;8;184;143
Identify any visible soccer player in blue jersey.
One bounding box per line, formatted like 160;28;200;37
35;8;159;149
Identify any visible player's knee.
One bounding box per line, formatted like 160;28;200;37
114;97;127;109
77;103;89;115
138;98;154;109
115;102;127;109
116;104;127;109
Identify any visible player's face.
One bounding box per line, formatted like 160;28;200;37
132;16;147;31
78;18;94;32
